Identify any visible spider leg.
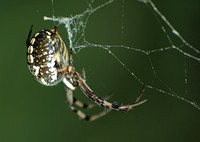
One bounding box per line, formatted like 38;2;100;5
73;96;111;109
81;68;86;81
73;69;112;109
71;96;96;109
78;77;146;112
69;48;73;66
26;25;33;46
70;69;96;109
65;87;111;121
66;88;112;109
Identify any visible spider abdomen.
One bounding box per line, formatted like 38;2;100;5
27;28;68;86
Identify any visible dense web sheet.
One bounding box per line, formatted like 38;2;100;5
44;0;200;110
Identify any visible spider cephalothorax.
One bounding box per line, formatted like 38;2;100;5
26;25;146;121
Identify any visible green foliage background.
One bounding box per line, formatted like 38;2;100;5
0;0;199;142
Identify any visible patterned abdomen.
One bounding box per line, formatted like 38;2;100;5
27;28;68;86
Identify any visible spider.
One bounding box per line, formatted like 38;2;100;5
26;25;146;121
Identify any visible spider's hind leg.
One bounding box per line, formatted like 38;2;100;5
73;97;96;109
66;87;111;121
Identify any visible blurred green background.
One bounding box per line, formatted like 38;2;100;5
0;0;199;142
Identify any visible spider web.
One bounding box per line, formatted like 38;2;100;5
44;0;200;110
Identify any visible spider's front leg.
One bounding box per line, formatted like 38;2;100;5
77;74;146;112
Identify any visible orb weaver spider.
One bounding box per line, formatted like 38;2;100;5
26;25;146;121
